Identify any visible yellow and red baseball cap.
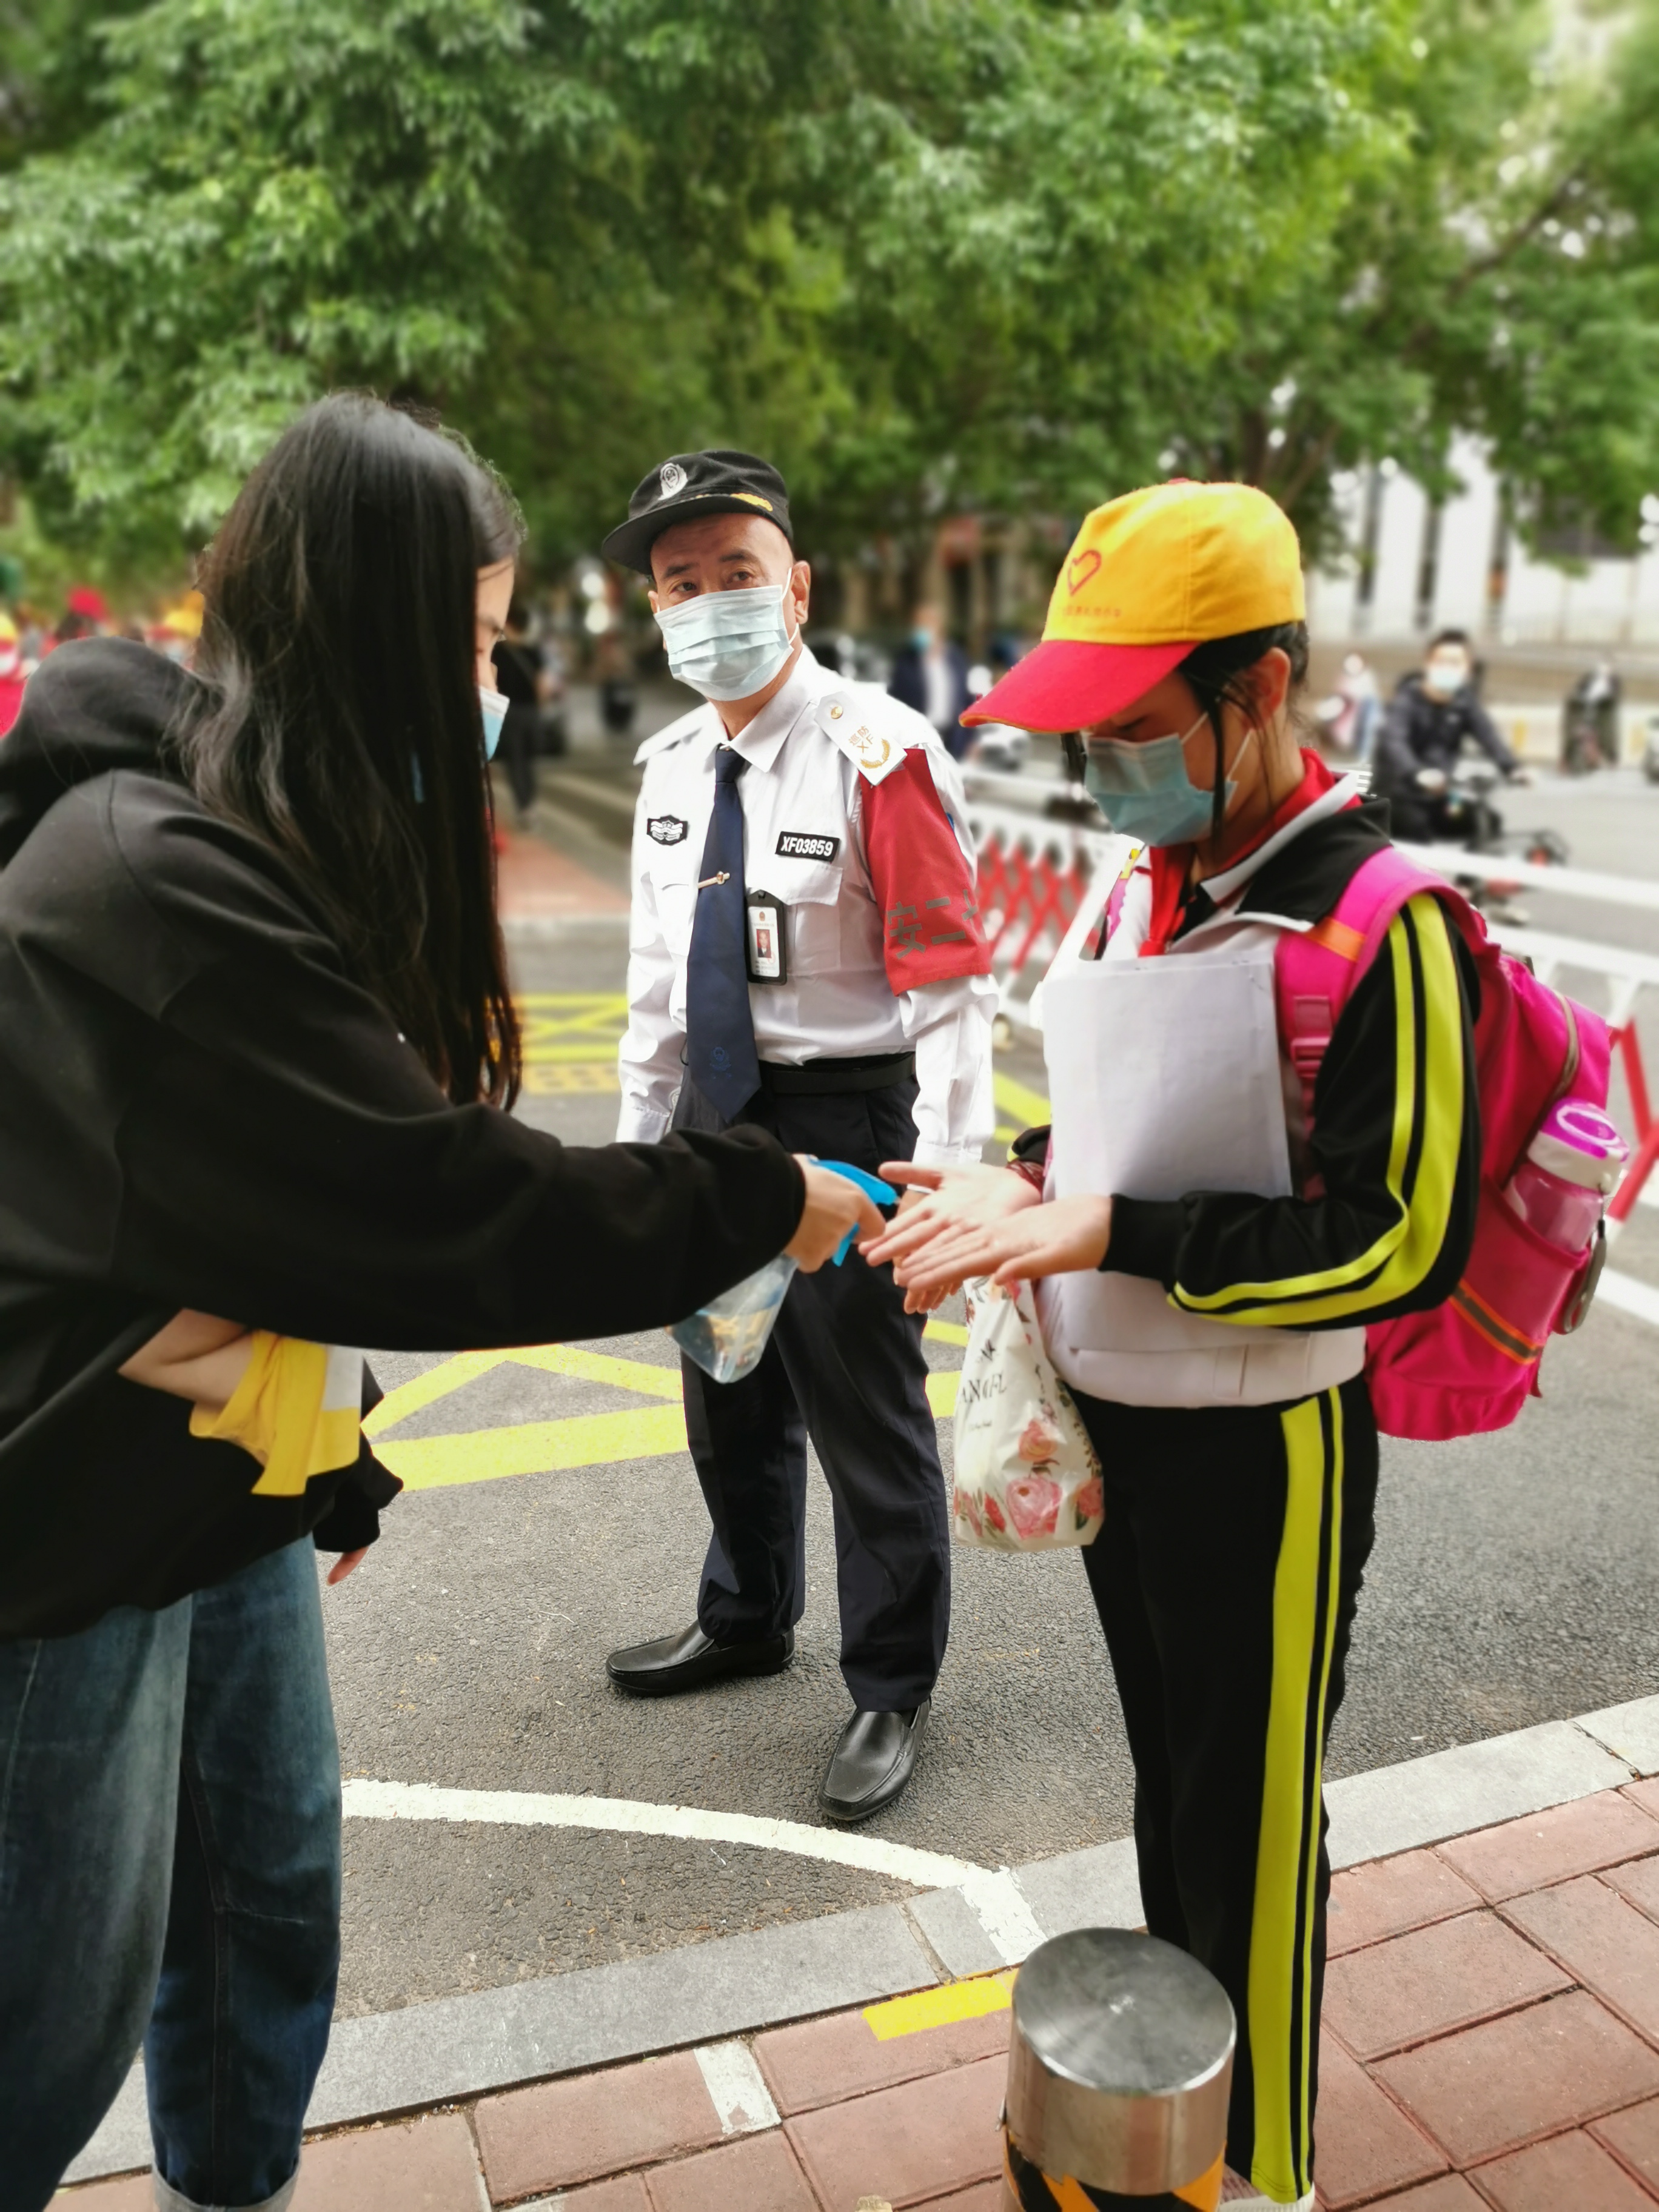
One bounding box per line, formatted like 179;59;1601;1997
965;480;1305;731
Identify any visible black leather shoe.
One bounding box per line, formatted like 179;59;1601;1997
605;1621;794;1697
819;1698;931;1823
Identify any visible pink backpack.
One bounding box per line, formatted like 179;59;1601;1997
1274;846;1610;1440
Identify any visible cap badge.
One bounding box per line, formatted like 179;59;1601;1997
657;460;688;501
1066;548;1102;596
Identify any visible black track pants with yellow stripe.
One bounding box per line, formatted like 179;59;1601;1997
1074;1376;1379;2209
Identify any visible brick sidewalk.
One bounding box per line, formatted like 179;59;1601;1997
59;1778;1659;2210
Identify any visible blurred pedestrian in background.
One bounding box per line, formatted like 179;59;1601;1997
1319;649;1380;760
888;602;972;760
606;449;996;1822
1562;659;1621;774
0;397;874;2212
1370;626;1528;840
491;598;543;822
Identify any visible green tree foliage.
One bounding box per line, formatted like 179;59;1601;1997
0;0;1655;571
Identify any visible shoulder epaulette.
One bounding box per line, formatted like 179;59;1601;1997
634;706;709;766
814;690;916;788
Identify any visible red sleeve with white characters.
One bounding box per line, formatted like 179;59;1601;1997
860;749;993;991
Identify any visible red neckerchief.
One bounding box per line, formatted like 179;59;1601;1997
1139;749;1340;957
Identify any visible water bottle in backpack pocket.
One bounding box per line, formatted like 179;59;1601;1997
1504;1100;1627;1253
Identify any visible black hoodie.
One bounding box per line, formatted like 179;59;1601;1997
0;640;803;1637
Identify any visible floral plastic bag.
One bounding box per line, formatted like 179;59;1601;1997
951;1278;1103;1550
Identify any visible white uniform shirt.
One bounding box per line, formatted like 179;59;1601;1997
617;647;996;1166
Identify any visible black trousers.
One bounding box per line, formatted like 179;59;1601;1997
671;1074;949;1710
1073;1375;1379;2206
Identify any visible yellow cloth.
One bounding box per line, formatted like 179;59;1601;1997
189;1333;364;1497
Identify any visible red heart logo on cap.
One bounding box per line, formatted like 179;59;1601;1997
1066;549;1102;596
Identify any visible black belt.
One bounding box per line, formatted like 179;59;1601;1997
756;1051;916;1096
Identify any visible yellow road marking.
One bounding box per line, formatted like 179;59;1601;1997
369;1355;960;1491
925;1370;959;1418
364;1350;513;1436
863;1970;1016;2040
365;1343;680;1441
376;1406;689;1490
993;1071;1052;1128
512;1344;683;1398
514;993;626;1090
517;993;628;1053
521;1065;622;1093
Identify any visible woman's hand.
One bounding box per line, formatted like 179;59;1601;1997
783;1160;886;1272
888;1191;1113;1305
860;1164;1042;1310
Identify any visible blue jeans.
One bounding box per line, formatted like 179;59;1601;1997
0;1540;341;2212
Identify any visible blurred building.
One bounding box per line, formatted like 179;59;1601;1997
1306;437;1659;653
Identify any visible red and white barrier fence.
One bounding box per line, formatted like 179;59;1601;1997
967;794;1659;1224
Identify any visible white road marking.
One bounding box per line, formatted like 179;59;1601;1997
1599;1267;1659;1329
693;2039;780;2134
341;1779;1041;1963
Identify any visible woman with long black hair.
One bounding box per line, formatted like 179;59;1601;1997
0;395;875;2211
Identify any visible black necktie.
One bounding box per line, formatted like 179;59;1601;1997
685;747;760;1118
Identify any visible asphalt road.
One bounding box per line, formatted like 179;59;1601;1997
321;758;1659;2020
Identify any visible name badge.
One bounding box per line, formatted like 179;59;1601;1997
745;890;788;983
776;830;840;863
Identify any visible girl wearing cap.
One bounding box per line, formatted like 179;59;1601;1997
865;481;1481;2211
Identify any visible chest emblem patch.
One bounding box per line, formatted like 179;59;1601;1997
647;814;689;845
776;831;840;863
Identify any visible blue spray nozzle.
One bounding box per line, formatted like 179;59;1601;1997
811;1158;899;1264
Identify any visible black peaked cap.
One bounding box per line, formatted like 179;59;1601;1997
601;450;793;575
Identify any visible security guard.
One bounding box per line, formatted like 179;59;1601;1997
605;450;997;1821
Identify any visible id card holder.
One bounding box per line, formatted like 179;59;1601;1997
745;890;788;983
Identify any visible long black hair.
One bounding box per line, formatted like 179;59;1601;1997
174;394;525;1105
1178;620;1311;842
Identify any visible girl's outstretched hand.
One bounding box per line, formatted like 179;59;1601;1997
860;1162;1044;1312
878;1189;1113;1307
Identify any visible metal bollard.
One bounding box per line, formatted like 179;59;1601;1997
1000;1928;1236;2209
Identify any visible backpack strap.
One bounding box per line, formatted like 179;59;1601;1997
1274;846;1474;1129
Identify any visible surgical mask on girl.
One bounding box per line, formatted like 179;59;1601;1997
1084;712;1256;847
478;683;508;759
654;583;798;702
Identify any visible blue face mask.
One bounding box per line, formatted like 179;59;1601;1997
654;582;797;702
1084;713;1253;848
911;625;933;652
478;683;508;759
414;683;509;802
